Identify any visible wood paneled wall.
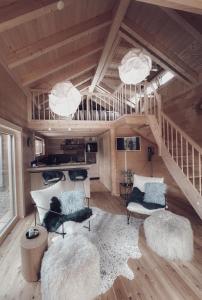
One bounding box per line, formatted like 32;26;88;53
159;79;202;147
0;64;27;127
98;131;111;191
45;138;64;155
0;63;34;215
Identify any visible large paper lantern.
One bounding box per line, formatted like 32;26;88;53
49;81;81;117
118;48;152;85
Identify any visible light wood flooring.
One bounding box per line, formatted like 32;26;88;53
0;182;202;300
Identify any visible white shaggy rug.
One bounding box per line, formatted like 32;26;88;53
58;207;143;294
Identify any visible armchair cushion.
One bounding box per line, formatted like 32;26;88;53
60;190;85;215
133;174;164;192
144;182;167;206
127;202;165;215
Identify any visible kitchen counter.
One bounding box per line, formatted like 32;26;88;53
27;163;91;173
28;163;92;191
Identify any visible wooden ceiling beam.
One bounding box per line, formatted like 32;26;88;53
161;8;202;43
22;40;104;86
0;0;69;33
135;0;202;15
121;19;198;84
99;81;114;94
89;0;131;93
96;35;121;85
8;12;111;69
77;80;91;91
73;75;94;88
33;56;98;89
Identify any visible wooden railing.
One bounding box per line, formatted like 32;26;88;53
161;112;202;196
29;82;160;121
146;83;202;201
114;82;160;118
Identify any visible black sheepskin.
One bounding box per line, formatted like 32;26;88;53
43;196;92;232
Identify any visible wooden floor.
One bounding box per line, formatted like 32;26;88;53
0;183;202;300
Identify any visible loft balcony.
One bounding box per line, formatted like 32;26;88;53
28;83;160;135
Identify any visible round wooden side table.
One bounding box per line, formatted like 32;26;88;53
20;226;48;282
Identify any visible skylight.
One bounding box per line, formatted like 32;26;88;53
159;71;174;85
146;71;174;95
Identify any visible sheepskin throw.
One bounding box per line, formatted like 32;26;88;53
60;190;85;214
144;210;193;261
143;182;166;205
41;234;100;300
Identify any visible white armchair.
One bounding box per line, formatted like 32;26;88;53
127;174;167;223
30;179;91;236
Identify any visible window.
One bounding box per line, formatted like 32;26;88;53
0;131;16;234
0;135;3;188
35;137;45;156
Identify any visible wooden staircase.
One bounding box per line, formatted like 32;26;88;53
148;91;202;219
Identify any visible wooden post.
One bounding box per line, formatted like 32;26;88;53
110;128;118;196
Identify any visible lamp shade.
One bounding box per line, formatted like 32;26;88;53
118;49;152;85
49;81;81;117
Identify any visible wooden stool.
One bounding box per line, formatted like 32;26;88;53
21;226;48;282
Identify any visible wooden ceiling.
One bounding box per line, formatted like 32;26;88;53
0;0;202;97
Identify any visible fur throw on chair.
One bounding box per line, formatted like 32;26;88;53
42;197;92;232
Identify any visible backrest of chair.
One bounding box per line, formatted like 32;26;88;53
133;174;164;192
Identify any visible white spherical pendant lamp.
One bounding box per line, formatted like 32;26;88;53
118;48;152;85
49;81;81;117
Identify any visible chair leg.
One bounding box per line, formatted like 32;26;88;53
127;211;130;225
34;205;37;226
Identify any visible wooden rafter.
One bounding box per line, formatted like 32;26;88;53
74;76;93;88
73;72;94;88
33;56;99;89
77;80;91;91
8;12;112;69
161;8;202;43
0;0;71;33
135;0;202;15
121;18;198;84
89;0;131;93
22;41;104;86
96;35;121;85
99;81;114;94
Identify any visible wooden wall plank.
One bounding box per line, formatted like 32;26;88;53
136;0;202;15
0;0;68;33
7;12;111;69
161;8;202;43
22;41;104;86
121;18;198;84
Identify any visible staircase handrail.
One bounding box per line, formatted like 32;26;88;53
161;111;202;155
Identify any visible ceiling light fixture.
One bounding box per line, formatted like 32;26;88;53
118;48;152;85
49;81;81;117
57;1;64;10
